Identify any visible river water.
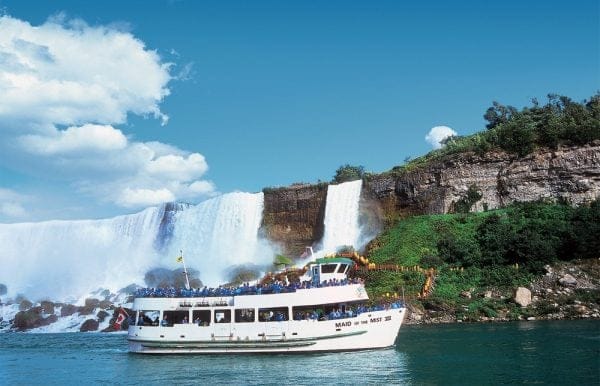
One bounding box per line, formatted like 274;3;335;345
1;320;598;385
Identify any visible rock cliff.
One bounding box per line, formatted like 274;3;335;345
261;144;600;253
366;143;600;220
261;184;328;256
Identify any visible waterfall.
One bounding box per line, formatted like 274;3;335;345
0;192;272;303
0;207;164;302
320;179;363;254
165;192;272;286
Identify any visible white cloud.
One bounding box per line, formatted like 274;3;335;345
187;180;215;195
117;187;175;208
425;126;458;149
0;188;28;219
0;15;215;217
146;153;208;181
19;124;127;155
0;15;171;127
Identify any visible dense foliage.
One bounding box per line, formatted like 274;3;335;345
483;93;600;156
332;164;365;183
386;94;600;175
365;200;599;301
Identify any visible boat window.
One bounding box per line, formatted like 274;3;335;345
214;309;231;323
192;310;211;326
336;264;348;273
292;306;320;321
163;310;190;326
258;307;289;322
137;310;160;326
235;308;255;323
321;264;337;274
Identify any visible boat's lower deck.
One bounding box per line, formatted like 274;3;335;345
128;308;405;354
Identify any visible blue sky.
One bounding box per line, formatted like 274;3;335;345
0;0;598;222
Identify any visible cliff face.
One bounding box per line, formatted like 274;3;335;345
261;184;328;256
365;143;600;219
261;144;600;254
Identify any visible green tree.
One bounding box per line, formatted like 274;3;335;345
332;164;365;183
494;112;536;156
476;214;515;266
567;200;600;260
437;234;481;267
453;185;483;213
484;101;517;129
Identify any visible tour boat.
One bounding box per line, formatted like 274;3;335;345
127;256;406;354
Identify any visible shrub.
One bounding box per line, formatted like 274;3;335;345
332;164;365;183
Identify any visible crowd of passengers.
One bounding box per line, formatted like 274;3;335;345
294;302;404;321
134;277;364;298
135;302;404;327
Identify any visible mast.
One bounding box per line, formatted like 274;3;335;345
179;250;191;290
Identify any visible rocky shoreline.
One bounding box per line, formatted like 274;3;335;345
404;259;600;325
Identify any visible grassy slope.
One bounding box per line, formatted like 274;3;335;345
362;209;535;320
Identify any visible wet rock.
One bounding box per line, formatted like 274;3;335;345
80;319;99;332
40;301;55;314
514;287;532;307
80;298;100;315
84;298;100;308
60;304;78;317
559;274;578;287
98;300;113;310
19;300;33;311
97;310;110;322
13;308;58;331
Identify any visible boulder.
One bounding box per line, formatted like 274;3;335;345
514;287;532;307
559;274;578;287
40;301;55;314
80;298;100;315
98;300;113;310
96;310;110;322
60;304;78;317
19;299;33;311
13;309;58;331
460;290;472;299
80;319;99;332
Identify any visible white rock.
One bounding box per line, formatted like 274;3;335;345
514;287;532;307
559;274;578;287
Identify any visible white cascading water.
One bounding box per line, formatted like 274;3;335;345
319;179;363;254
0;207;164;303
166;192;273;286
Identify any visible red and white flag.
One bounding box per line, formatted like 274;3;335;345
113;308;129;330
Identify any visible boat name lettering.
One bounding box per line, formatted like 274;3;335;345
370;317;382;323
335;321;352;328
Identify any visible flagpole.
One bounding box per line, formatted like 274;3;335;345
180;250;191;290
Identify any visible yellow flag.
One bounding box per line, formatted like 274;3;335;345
176;255;183;263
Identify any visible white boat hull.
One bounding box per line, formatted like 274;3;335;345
128;307;405;354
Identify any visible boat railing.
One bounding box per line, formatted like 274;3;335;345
134;277;364;299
